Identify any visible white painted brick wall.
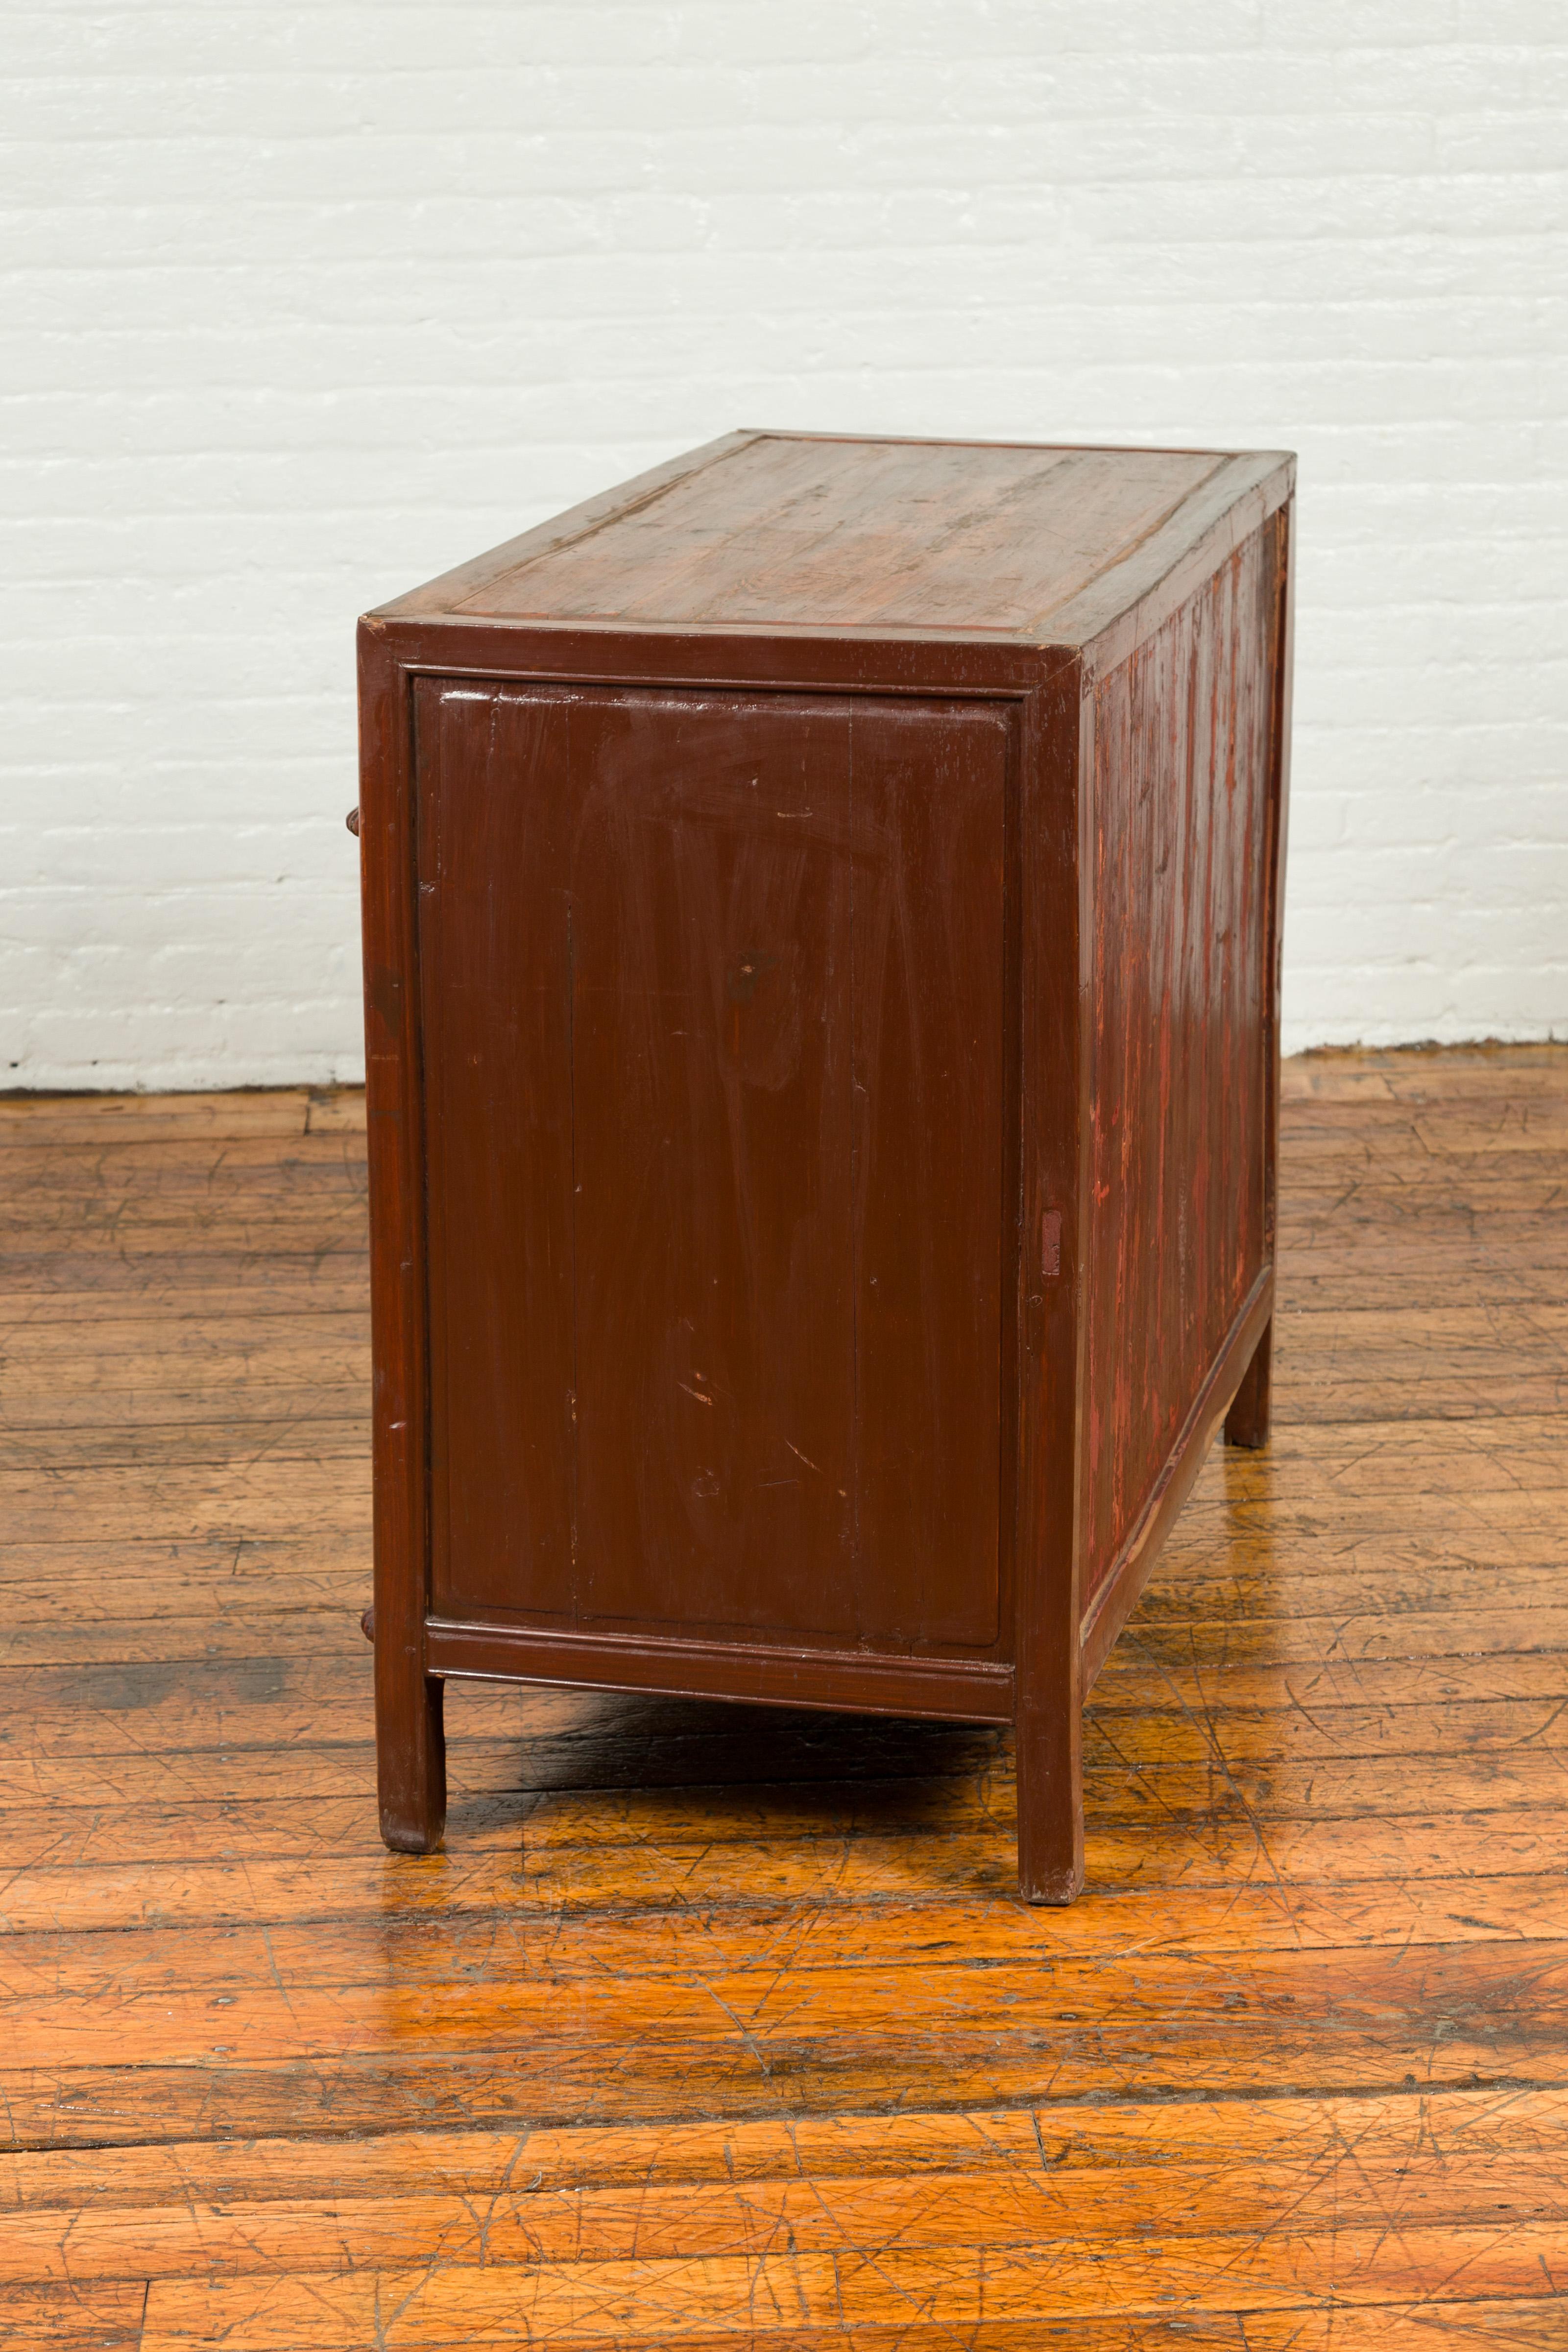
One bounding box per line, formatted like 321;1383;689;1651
4;1;1564;1087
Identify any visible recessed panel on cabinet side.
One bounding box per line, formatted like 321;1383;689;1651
413;680;1008;1652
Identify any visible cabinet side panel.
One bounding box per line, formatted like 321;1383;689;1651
413;679;1006;1655
1083;520;1278;1608
415;681;579;1620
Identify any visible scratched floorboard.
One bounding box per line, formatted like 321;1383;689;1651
0;1049;1565;2349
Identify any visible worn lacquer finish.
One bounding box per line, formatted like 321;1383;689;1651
360;430;1295;1896
450;433;1229;635
2;1047;1568;2343
1082;510;1282;1620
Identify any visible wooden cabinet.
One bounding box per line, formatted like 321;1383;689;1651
357;429;1294;1901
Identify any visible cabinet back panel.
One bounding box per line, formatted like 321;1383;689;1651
414;683;1008;1651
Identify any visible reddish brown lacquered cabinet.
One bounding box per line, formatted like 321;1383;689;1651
357;430;1294;1902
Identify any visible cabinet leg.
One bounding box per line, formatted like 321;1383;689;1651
377;1658;447;1854
1015;1709;1084;1905
1225;1314;1273;1450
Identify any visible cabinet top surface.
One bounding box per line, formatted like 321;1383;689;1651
374;430;1294;648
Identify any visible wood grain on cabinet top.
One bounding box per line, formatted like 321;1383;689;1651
375;429;1294;644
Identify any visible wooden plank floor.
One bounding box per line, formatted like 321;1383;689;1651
1;1047;1566;2349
